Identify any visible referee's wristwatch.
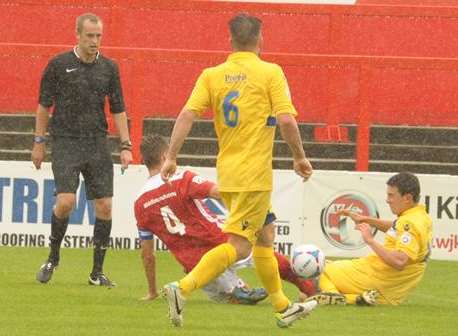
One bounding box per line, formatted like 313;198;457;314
34;135;46;144
120;140;132;151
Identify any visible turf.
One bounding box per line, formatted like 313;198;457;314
1;246;457;336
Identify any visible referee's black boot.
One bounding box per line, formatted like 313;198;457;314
36;261;57;284
88;272;116;288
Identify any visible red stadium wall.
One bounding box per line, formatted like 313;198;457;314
2;0;458;57
1;0;458;128
359;0;458;5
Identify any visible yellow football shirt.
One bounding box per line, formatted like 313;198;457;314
361;205;433;304
184;52;297;192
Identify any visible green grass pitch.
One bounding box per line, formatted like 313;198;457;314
1;246;457;336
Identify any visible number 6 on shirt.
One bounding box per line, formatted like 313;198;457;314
222;91;240;127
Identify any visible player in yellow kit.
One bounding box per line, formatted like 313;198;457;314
310;172;432;306
160;13;317;328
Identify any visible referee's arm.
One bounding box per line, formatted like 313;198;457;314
112;111;130;143
34;104;51;138
31;104;51;170
113;111;132;170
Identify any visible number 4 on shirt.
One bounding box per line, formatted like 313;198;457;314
160;205;186;235
223;90;239;127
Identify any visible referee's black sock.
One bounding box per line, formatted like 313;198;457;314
91;218;112;275
48;213;69;265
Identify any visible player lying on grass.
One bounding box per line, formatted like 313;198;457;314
307;172;432;306
134;134;316;304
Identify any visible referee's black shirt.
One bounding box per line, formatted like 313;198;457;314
38;49;125;138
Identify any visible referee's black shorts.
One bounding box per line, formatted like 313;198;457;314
51;136;113;200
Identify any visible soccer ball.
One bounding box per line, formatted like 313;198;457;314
290;244;325;279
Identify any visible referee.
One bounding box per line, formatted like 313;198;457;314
31;13;132;287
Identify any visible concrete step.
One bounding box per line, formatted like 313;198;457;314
1;114;456;174
369;160;458;175
0;149;42;161
142;118;358;142
370;125;458;146
2;115;456;146
370;143;458;163
177;154;355;171
0;149;121;163
145;118;458;147
0;114;35;132
179;137;356;159
0;132;122;152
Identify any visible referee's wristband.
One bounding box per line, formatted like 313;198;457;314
34;135;46;144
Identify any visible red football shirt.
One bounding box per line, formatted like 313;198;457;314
135;171;227;272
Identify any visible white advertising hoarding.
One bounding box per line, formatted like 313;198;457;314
302;171;458;260
0;161;456;261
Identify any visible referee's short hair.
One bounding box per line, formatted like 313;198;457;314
141;134;169;169
387;172;421;203
76;13;102;33
229;13;262;49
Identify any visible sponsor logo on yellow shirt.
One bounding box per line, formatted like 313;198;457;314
225;73;247;83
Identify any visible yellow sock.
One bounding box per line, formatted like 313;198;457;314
179;243;237;297
345;294;358;304
253;245;289;312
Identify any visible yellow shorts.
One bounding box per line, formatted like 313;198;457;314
220;191;271;245
321;259;377;295
321;259;406;305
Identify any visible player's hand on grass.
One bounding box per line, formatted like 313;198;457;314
31;143;46;170
161;157;177;182
140;291;159;301
293;157;313;181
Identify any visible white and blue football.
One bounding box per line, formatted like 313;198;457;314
290;244;325;279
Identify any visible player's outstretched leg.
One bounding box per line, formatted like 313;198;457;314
275;300;318;328
162;282;186;327
307;292;347;305
230;287;268;305
356;290;379;306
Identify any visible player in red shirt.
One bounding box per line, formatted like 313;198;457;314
135;134;315;303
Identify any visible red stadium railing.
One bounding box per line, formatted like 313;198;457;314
2;42;458;169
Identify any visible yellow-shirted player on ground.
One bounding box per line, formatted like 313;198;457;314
160;13;317;328
310;172;432;306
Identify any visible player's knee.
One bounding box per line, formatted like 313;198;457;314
95;197;112;219
237;245;252;260
228;234;252;260
257;224;275;247
55;194;76;217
